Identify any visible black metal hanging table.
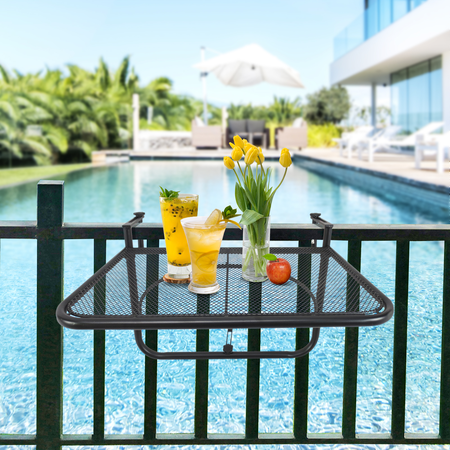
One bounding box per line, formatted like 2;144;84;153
56;213;393;360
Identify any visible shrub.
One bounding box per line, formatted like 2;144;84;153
307;123;342;148
304;86;351;125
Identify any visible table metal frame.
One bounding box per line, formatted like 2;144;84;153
56;213;393;360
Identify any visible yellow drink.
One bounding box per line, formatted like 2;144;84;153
160;194;198;278
181;217;226;294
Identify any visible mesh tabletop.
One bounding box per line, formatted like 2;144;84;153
56;247;393;330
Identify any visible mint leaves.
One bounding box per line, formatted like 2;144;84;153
222;205;241;221
159;186;179;199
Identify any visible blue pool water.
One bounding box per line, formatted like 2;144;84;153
0;160;447;449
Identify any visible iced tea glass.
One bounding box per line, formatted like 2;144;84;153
160;194;198;279
181;216;226;294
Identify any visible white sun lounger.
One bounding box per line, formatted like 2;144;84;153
332;126;376;159
357;122;444;163
415;131;450;174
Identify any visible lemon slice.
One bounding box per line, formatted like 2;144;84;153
205;209;222;225
196;251;219;273
225;219;242;229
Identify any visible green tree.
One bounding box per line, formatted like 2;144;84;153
267;96;302;126
304;86;351;125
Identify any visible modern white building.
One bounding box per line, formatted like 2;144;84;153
330;0;450;133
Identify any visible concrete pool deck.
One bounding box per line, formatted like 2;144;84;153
296;147;448;189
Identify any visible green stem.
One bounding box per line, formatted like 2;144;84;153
237;160;245;178
268;167;288;203
232;168;242;187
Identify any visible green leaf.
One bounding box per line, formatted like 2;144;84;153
240;209;264;226
263;253;278;261
235;184;246;211
222;205;241;220
159;186;179;199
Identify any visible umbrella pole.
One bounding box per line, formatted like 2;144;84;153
201;46;208;125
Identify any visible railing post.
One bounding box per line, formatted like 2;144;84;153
144;238;159;440
440;240;450;439
93;239;107;441
246;282;262;439
294;239;312;440
391;240;410;439
342;240;362;438
36;180;64;450
195;295;210;439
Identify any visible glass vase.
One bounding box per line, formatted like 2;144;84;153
242;216;270;282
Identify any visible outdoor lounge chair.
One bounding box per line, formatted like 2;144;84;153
191;117;222;149
226;120;270;148
247;120;267;148
276;118;307;150
415;131;450;173
357;122;444;163
332;126;376;158
227;120;249;143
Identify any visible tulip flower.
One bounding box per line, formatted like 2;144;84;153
256;147;265;165
223;156;235;170
281;147;290;154
233;135;244;150
244;141;254;153
279;152;292;168
231;146;243;161
244;146;258;165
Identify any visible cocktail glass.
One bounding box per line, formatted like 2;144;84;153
181;216;226;294
160;194;198;279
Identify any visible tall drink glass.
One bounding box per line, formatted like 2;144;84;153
181;216;226;294
160;194;198;279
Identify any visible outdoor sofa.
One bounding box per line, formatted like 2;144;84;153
191;117;222;149
275;118;308;150
226;119;269;148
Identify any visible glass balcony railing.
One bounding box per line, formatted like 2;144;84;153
333;0;428;60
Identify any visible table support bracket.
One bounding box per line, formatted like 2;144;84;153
134;327;321;360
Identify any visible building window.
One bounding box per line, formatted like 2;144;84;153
390;56;442;133
365;0;428;39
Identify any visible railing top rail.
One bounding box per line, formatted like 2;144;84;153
0;221;449;241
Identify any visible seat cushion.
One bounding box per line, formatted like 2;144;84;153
228;120;247;134
247;120;265;133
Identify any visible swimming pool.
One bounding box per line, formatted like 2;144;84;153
0;160;446;447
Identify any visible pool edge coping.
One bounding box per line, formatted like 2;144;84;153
293;153;449;196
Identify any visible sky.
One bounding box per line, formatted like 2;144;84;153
0;0;390;109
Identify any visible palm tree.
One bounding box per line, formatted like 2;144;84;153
0;92;54;166
0;56;227;165
268;96;302;126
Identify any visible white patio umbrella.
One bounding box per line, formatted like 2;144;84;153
194;44;304;123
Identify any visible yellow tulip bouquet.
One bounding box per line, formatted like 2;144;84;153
223;135;292;281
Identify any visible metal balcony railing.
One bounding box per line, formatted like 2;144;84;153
0;180;449;449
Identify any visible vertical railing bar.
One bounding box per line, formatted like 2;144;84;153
195;294;210;438
294;239;311;439
93;239;106;441
144;238;159;439
342;239;362;438
439;240;450;438
36;180;64;450
246;282;262;439
391;239;410;439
